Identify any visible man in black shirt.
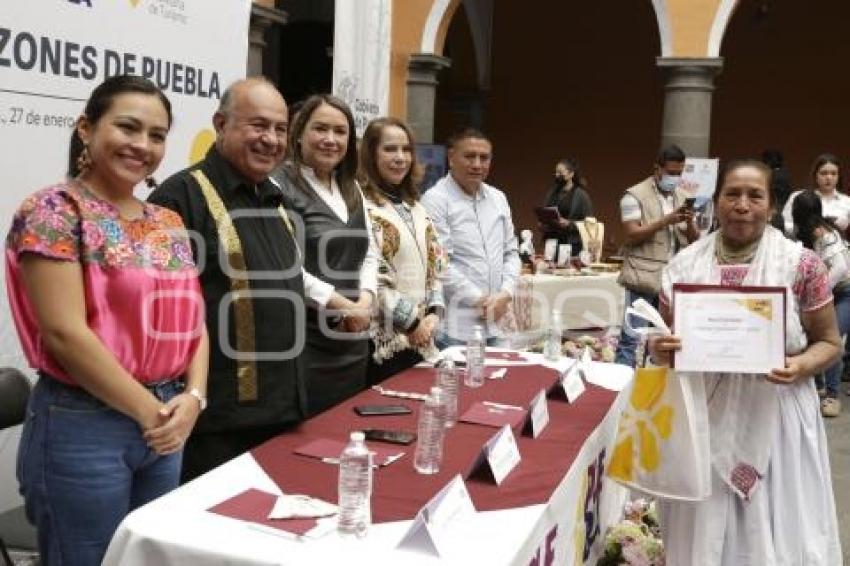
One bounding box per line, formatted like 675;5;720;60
149;77;306;481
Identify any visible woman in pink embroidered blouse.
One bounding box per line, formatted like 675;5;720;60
5;75;208;566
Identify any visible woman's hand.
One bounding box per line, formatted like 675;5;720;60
409;313;439;348
647;334;681;367
342;293;372;333
143;393;202;455
767;356;807;385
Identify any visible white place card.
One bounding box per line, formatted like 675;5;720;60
468;425;521;485
397;474;476;556
561;359;586;403
523;388;550;438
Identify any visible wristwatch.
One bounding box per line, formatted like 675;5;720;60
187;387;207;411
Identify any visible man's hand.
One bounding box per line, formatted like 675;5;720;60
480;291;511;323
664;205;694;226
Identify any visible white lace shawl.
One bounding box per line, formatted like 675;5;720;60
662;226;807;500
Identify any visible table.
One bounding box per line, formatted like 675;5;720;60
516;272;625;331
104;352;632;566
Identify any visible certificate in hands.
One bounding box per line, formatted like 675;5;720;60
672;284;785;374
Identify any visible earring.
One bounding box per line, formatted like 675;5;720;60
145;176;158;189
76;144;92;175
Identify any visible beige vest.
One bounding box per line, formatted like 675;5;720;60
618;176;688;295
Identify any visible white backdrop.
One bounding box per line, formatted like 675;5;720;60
0;0;251;514
332;0;391;136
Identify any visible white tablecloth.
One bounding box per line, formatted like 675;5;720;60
103;355;631;566
517;272;624;331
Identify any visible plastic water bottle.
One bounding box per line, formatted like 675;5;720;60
465;325;485;388
413;386;447;474
436;360;459;428
544;310;562;362
337;431;373;537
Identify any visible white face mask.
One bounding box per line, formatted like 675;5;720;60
658;174;681;193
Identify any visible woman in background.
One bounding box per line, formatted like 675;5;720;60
783;153;850;238
6;75;208;565
359;117;445;382
792;189;850;416
539;157;593;255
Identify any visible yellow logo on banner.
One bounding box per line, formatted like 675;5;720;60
573;472;588;564
128;0;141;7
608;367;674;481
189;129;216;165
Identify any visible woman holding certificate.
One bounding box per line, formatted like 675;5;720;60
649;160;842;565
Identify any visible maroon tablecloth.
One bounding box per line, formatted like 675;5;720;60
250;364;617;523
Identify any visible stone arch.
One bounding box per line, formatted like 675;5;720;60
707;0;739;56
420;0;463;54
649;0;674;56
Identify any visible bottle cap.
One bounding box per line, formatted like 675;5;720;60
351;431;365;442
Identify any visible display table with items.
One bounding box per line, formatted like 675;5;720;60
104;350;632;566
515;269;625;336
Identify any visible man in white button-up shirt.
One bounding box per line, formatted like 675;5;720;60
421;128;521;344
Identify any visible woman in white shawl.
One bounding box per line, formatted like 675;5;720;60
649;160;842;565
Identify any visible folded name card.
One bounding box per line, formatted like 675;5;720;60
397;474;476;557
548;359;585;403
467;425;522;485
522;388;550;438
459;401;527;429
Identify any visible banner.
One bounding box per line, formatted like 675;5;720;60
332;0;391;136
0;0;251;512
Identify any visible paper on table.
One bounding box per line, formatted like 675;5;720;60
294;438;405;467
208;488;319;537
459;401;527;429
267;494;338;520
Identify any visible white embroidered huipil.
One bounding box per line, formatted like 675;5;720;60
659;226;841;566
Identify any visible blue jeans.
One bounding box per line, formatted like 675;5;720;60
614;288;659;368
818;286;850;397
17;376;184;566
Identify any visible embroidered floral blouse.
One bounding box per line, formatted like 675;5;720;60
365;195;446;362
5;182;204;385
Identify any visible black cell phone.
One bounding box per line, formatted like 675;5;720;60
684;197;696;208
363;429;417;445
353;404;413;417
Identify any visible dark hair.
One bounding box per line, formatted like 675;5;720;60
810;153;842;193
284;94;360;211
792;189;834;250
358;117;423;206
655;144;686;166
761;149;784;170
713;159;773;206
68;75;172;178
446;127;491;150
556;157;588;189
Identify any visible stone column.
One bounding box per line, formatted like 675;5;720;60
248;4;288;77
656;57;723;157
406;53;451;144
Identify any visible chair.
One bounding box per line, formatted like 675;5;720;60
0;368;36;566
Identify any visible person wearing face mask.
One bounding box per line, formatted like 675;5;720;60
614;144;699;367
538;157;593;256
149;78;308;482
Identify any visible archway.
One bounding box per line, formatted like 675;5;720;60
711;0;850;188
432;1;665;248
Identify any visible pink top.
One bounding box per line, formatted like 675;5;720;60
5;182;204;386
660;248;832;312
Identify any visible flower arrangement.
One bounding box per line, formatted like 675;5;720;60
597;498;665;566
